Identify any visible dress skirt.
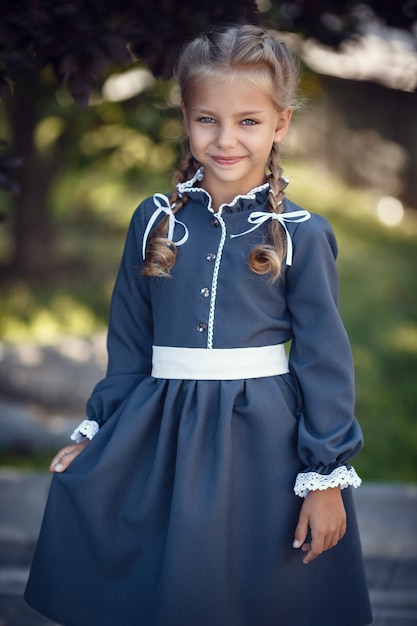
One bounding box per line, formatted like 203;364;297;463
25;374;372;626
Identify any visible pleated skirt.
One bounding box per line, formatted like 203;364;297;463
25;375;372;626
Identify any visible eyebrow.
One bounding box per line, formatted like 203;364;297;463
190;108;265;116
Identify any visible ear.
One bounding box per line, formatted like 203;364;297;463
274;108;292;143
181;102;189;135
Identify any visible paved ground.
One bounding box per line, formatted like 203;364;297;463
0;338;416;625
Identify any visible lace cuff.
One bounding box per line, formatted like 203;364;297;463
294;465;362;498
70;419;100;443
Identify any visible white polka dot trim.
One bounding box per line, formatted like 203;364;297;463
294;465;362;498
70;419;100;442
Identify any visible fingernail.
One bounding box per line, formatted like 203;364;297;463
54;463;64;472
293;539;301;548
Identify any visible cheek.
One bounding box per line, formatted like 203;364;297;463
188;126;209;148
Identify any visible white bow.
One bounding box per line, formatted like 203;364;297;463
142;193;189;260
230;209;311;266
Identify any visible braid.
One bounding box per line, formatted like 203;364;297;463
248;143;288;282
266;142;287;212
170;145;200;214
142;145;199;277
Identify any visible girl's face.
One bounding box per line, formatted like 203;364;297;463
182;73;291;209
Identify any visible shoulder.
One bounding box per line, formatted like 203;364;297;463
284;197;338;259
131;193;171;220
125;192;175;236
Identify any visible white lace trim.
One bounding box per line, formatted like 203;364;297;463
176;167;269;213
294;465;362;498
176;166;205;191
70;419;100;442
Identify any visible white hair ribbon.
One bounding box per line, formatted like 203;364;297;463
142;193;189;260
230;209;311;266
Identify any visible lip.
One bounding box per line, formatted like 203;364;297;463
211;156;244;166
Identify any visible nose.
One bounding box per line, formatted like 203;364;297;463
216;123;236;149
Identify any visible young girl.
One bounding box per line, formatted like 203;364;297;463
25;24;373;626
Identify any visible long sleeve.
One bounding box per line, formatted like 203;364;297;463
286;213;363;496
72;203;154;440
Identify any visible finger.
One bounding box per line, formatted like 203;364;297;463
49;455;60;473
328;525;346;550
293;511;309;549
324;520;346;551
322;531;338;553
50;446;78;473
50;448;70;473
50;451;69;473
303;531;325;564
304;525;346;564
51;440;91;473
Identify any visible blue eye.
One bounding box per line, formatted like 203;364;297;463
241;119;257;126
199;117;215;123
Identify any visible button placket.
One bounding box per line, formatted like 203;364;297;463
195;210;226;345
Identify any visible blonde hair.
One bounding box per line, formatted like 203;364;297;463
142;24;300;280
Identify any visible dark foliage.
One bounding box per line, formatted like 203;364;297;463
0;0;415;108
0;0;259;108
0;141;23;195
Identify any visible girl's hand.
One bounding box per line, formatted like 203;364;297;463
293;487;347;564
50;440;90;473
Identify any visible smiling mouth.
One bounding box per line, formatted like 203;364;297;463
212;156;244;166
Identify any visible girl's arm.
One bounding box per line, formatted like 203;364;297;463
286;212;363;561
58;201;155;465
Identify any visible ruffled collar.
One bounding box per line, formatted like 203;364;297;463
143;170;311;266
176;167;270;214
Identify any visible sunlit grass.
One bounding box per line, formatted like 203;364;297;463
0;280;112;345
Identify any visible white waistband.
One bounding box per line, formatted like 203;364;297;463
151;344;289;380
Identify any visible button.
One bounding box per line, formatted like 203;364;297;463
197;322;207;333
211;218;219;227
206;252;216;261
200;288;210;298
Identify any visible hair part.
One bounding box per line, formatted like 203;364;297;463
142;24;300;281
178;26;299;113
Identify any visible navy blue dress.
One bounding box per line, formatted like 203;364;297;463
25;178;373;626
